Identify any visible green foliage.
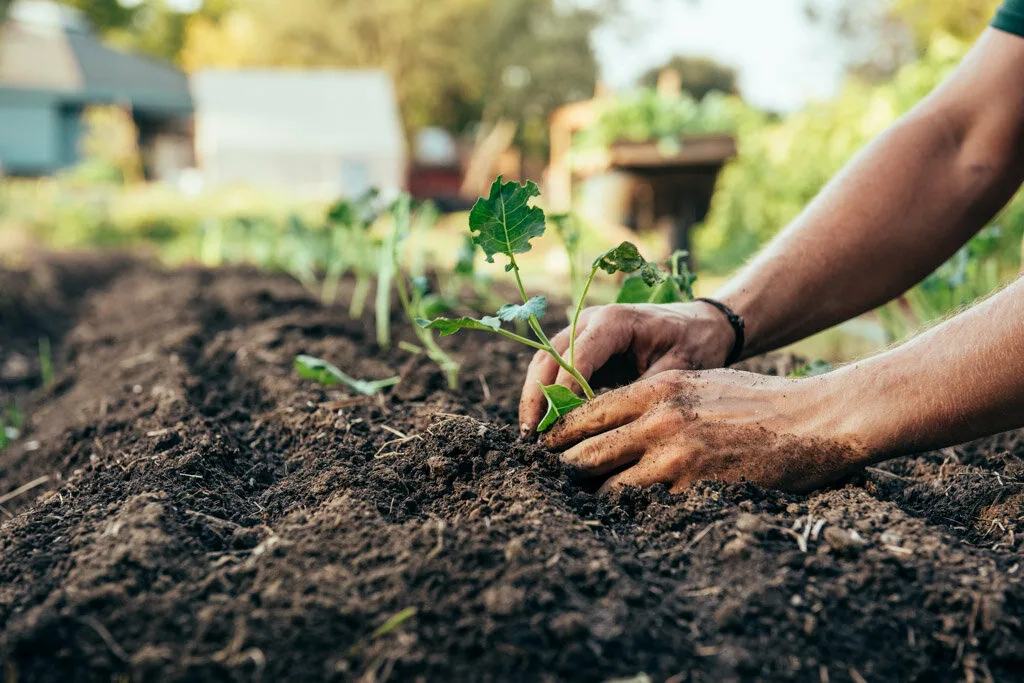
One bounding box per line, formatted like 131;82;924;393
469;177;547;271
294;355;399;396
615;251;696;305
381;197;462;389
418;316;502;336
419;177;666;430
697;34;1023;329
0;403;23;451
497;297;548;322
570;89;743;169
638;55;740;99
372;607;418;639
537;384;587;433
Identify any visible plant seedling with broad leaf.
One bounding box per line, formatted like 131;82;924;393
418;176;674;431
615;250;696;304
294;355;400;396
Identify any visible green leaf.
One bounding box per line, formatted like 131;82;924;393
594;241;645;275
537;384;587;432
469;176;546;270
294;355;400;396
418;293;456;319
615;274;685;304
497;296;548;322
372;607;418;639
416;316;502;337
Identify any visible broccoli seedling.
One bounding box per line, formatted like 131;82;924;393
295;355;399;396
615;250;696;304
417;176;666;431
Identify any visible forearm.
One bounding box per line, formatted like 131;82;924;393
714;31;1024;358
824;277;1024;457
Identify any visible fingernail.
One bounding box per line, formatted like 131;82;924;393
520;423;531;438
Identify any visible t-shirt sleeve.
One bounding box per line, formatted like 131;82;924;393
993;0;1024;38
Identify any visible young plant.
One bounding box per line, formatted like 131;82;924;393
294;355;399;396
615;250;696;304
323;190;383;316
379;194;461;388
417;177;670;431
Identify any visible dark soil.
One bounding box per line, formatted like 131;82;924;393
1;255;1022;683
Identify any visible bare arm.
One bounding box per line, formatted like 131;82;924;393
718;29;1024;357
518;28;1024;434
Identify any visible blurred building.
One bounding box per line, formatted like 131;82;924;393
0;0;193;178
191;70;406;198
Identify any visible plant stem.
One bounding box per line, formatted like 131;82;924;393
569;265;598;369
350;272;371;319
396;274;460;389
507;253;594;399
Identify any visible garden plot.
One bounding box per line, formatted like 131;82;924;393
0;254;1022;683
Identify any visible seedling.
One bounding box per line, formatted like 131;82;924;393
615;250;696;304
418;177;672;431
379;195;461;388
38;336;54;389
294;355;399;396
0;403;23;450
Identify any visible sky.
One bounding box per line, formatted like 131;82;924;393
591;0;848;112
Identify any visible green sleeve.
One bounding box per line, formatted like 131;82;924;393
993;0;1024;38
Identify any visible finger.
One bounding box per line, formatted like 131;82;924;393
639;350;693;379
545;379;664;450
554;318;630;392
559;418;653;478
598;457;673;495
518;324;578;435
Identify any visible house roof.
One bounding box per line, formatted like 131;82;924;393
0;0;191;114
191;70;405;156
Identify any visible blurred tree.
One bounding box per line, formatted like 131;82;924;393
470;0;603;157
890;0;1001;46
182;0;606;145
62;0;231;64
638;56;739;99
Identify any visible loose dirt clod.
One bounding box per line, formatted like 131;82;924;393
1;259;1023;683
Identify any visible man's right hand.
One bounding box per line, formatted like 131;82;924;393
518;301;737;436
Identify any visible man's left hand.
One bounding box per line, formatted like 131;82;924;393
544;369;870;494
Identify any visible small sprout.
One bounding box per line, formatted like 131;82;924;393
371;606;418;638
294;355;399;396
38;336;54;388
497;296;548;322
537;384;587;433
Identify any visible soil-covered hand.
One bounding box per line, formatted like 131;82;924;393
544;369;869;494
518;301;736;435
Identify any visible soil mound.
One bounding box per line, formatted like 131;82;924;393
1;259;1021;682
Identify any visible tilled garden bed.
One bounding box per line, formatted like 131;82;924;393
1;255;1022;682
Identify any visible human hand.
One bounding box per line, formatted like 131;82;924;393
544;369;870;494
518;301;737;435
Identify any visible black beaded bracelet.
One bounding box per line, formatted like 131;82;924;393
694;298;746;367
